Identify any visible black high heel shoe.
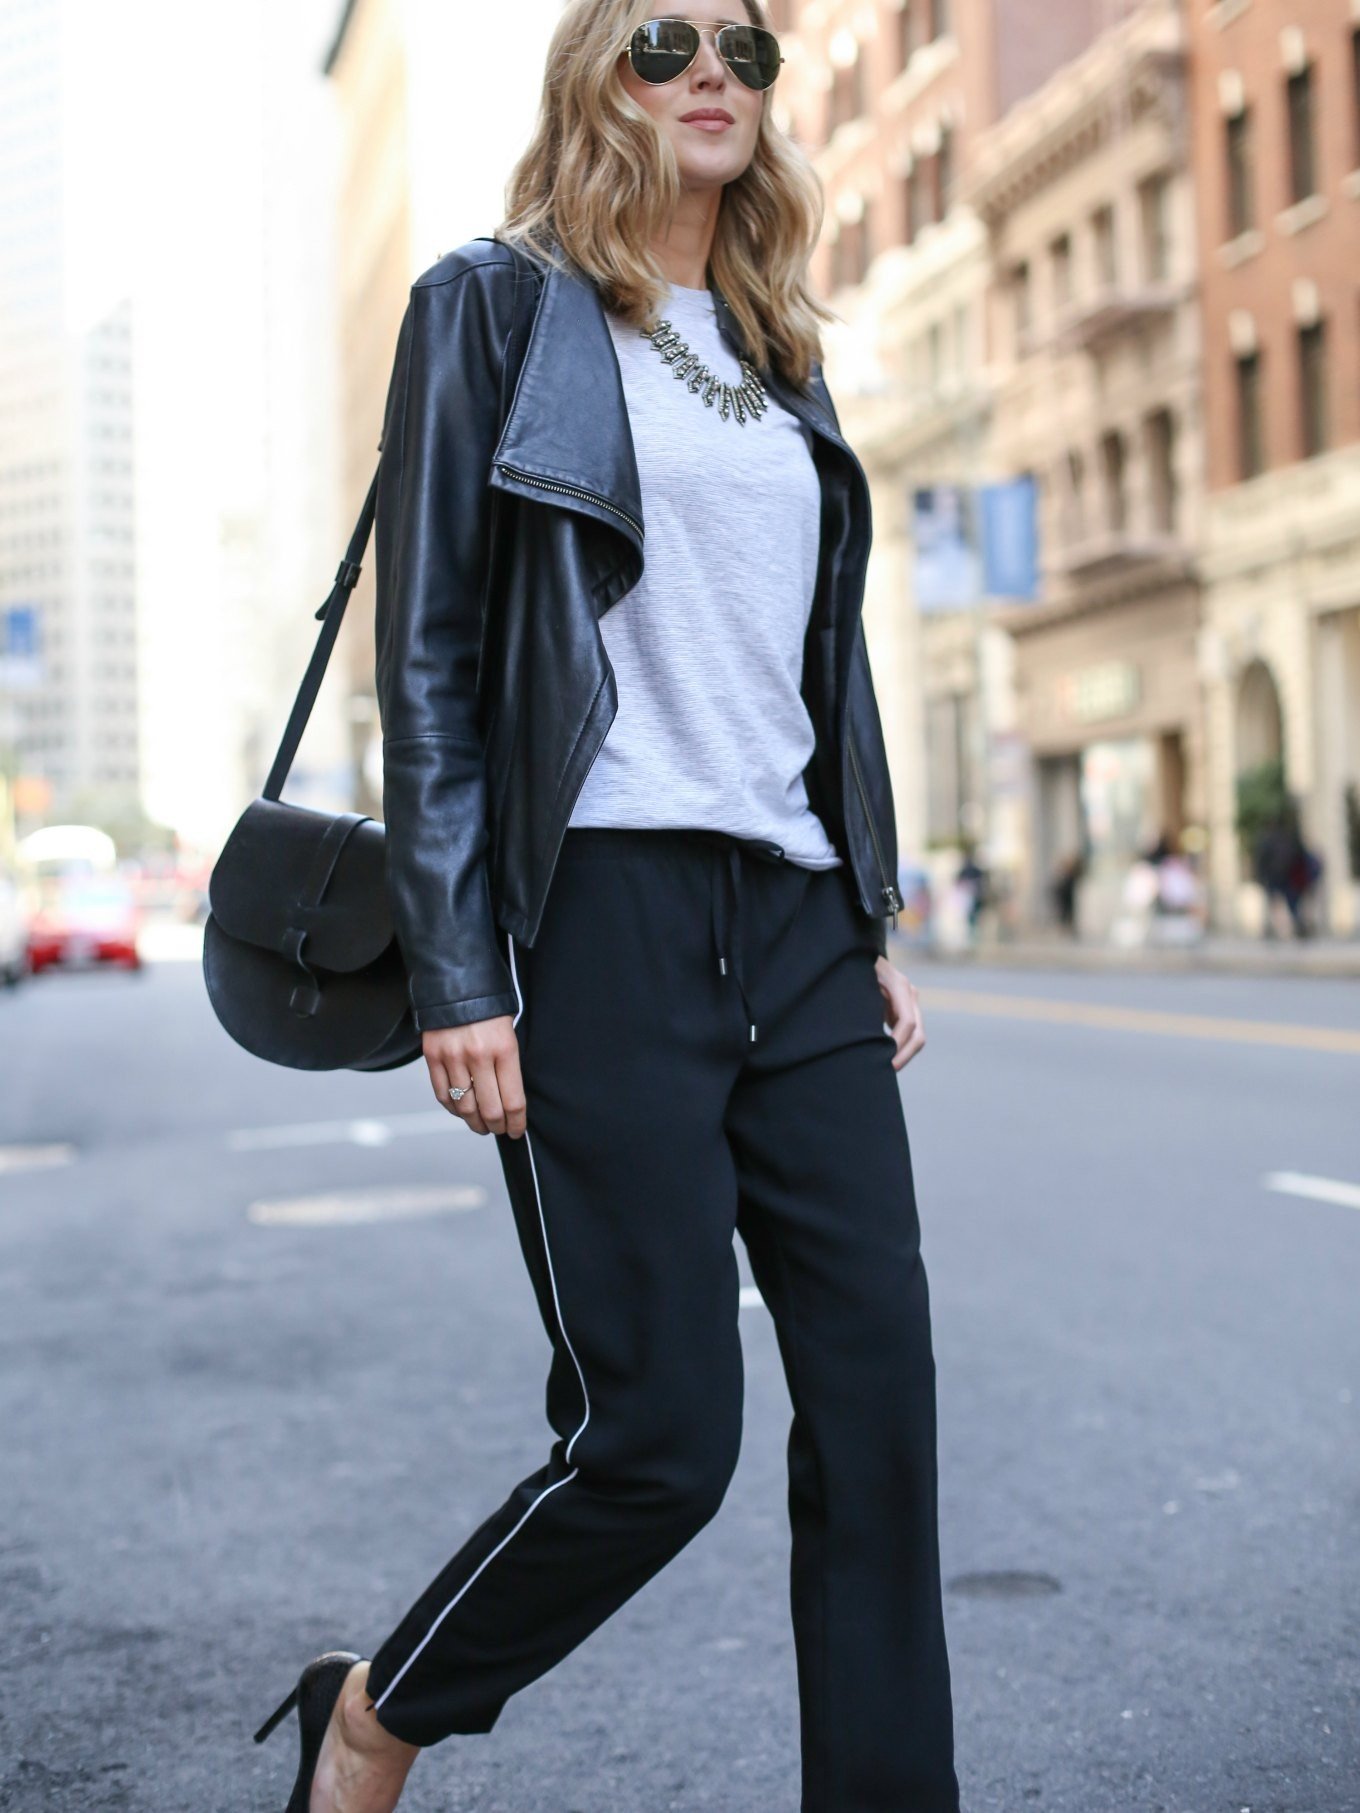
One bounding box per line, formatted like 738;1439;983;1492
253;1650;365;1813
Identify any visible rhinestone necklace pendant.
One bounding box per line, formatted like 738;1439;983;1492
640;317;770;426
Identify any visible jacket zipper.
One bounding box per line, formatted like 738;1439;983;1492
495;461;644;542
846;730;900;932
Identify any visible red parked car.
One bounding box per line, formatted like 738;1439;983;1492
27;873;142;973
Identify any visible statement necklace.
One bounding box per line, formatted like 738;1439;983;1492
639;317;770;426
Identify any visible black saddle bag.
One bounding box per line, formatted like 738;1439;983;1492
201;469;422;1072
202;239;539;1072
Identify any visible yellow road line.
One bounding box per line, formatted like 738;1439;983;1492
920;987;1360;1056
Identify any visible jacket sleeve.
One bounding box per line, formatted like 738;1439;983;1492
869;911;888;960
373;265;521;1034
812;362;893;963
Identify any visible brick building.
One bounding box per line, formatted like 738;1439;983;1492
775;0;1112;917
1187;0;1360;933
967;0;1206;935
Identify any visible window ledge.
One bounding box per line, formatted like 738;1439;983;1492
883;34;959;111
1277;193;1328;236
1218;228;1264;268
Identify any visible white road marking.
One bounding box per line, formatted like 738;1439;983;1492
247;1184;485;1226
1263;1171;1360;1211
0;1143;77;1175
228;1110;448;1151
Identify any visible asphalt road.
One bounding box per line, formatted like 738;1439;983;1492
1;946;1356;1812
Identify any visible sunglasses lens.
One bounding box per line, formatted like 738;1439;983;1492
628;19;701;83
626;19;782;90
717;24;781;89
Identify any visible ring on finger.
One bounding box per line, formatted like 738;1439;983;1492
448;1080;476;1102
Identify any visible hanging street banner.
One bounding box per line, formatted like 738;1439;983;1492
979;475;1040;600
912;477;1040;611
912;486;981;612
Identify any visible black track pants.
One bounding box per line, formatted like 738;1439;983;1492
365;827;961;1812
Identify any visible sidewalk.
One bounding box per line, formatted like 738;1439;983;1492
898;928;1360;979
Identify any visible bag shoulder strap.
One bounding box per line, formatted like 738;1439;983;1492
262;471;377;801
262;237;541;804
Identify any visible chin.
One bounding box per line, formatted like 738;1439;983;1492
674;149;751;189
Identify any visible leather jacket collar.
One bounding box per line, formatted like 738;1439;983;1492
490;237;872;615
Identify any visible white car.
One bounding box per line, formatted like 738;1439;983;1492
0;860;31;986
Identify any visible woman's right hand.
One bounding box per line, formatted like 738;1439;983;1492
422;1019;527;1139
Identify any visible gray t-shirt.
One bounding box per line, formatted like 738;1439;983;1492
566;279;842;870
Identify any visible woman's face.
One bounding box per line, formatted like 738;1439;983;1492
617;4;765;193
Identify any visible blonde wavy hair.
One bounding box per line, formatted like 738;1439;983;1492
494;0;836;392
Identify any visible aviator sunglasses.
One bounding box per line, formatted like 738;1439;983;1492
624;16;784;91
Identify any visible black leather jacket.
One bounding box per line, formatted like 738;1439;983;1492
374;234;903;1033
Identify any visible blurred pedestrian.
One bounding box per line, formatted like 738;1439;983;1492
1051;849;1085;934
1253;808;1318;940
249;6;961;1812
1145;830;1204;943
956;842;989;939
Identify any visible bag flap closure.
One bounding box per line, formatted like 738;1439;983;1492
208;797;394;973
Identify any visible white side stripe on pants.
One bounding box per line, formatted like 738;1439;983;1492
371;931;592;1714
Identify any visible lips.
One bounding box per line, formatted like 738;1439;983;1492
680;110;734;126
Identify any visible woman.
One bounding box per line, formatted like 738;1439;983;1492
253;2;961;1807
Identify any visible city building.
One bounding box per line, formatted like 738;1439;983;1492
1187;0;1360;934
777;0;1114;919
0;0;140;847
967;0;1206;935
115;1;352;857
1;0;350;863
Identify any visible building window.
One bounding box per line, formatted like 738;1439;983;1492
952;301;969;374
1225;106;1256;237
901;0;926;63
1010;260;1032;347
1100;430;1128;533
905;161;930;243
1297;319;1328;457
1286;63;1317;204
1138;173;1172;282
831;214;871;290
1050;232;1073;309
1144;408;1178;533
1092;203;1118;288
1065;450;1087;542
852;210;871;285
829;50;864;133
1235;350;1264;479
936;122;955;217
928;320;944;387
901;0;949;62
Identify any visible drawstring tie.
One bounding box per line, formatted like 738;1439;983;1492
710;836;784;1045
